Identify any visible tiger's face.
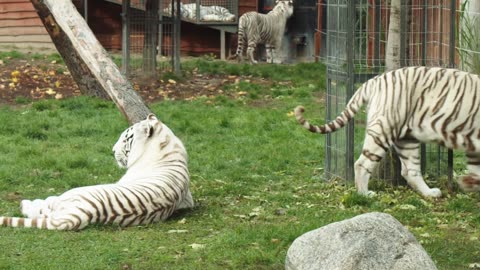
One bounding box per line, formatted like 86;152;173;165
112;125;134;168
275;0;294;17
112;114;160;168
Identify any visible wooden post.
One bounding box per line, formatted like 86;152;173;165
30;0;151;124
220;29;226;60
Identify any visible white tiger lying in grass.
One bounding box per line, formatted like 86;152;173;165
295;66;480;198
0;114;193;230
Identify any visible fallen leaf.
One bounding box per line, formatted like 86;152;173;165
55;81;61;88
168;79;176;84
45;88;56;95
11;70;20;77
274;208;287;216
189;243;205;250
177;218;187;224
398;204;416;210
55;93;63;100
420;233;431;238
469;263;480;269
167;229;188;234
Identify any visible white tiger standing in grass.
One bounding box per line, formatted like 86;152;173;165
230;0;294;64
0;114;193;230
295;66;480;198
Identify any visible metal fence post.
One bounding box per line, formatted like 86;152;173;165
345;0;356;182
173;0;181;75
121;0;131;77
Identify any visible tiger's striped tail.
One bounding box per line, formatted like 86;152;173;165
228;21;245;61
294;89;365;134
0;216;56;230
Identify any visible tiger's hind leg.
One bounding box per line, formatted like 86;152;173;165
457;152;480;192
393;140;442;198
247;40;258;64
354;134;390;197
265;44;274;63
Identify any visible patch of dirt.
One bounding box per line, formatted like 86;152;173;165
0;56;278;105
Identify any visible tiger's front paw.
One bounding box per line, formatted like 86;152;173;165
358;190;376;198
423;188;442;198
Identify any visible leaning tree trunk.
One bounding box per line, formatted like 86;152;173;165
30;0;151;124
385;0;401;71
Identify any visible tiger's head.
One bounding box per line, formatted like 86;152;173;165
274;0;294;17
112;114;162;168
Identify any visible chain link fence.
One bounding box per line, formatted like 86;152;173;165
318;0;479;187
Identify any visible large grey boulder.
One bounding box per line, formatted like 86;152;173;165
285;212;437;270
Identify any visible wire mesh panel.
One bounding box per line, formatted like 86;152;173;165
319;0;467;186
161;0;238;25
123;0;176;78
323;0;352;181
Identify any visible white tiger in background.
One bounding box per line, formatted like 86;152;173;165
163;3;236;22
0;114;193;230
229;0;294;64
295;66;480;198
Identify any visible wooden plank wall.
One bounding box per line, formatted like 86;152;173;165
0;0;55;50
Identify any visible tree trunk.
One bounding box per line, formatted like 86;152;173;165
460;0;480;73
385;0;401;71
30;0;151;124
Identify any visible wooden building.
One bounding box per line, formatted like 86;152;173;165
0;0;54;51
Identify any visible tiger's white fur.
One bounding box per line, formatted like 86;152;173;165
163;3;235;22
295;66;480;198
230;0;294;64
0;114;193;230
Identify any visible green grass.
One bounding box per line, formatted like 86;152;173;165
0;59;478;269
0;51;65;65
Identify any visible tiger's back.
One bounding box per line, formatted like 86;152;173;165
231;0;294;64
295;66;480;197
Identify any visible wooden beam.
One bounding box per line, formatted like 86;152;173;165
30;0;151;124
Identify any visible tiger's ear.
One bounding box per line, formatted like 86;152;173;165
146;121;154;138
146;113;158;137
147;113;157;121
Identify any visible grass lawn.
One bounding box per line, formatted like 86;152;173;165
0;56;479;269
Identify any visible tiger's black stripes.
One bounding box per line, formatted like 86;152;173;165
229;0;293;64
1;114;193;230
295;66;480;197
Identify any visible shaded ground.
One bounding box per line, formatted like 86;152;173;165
0;56;275;105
